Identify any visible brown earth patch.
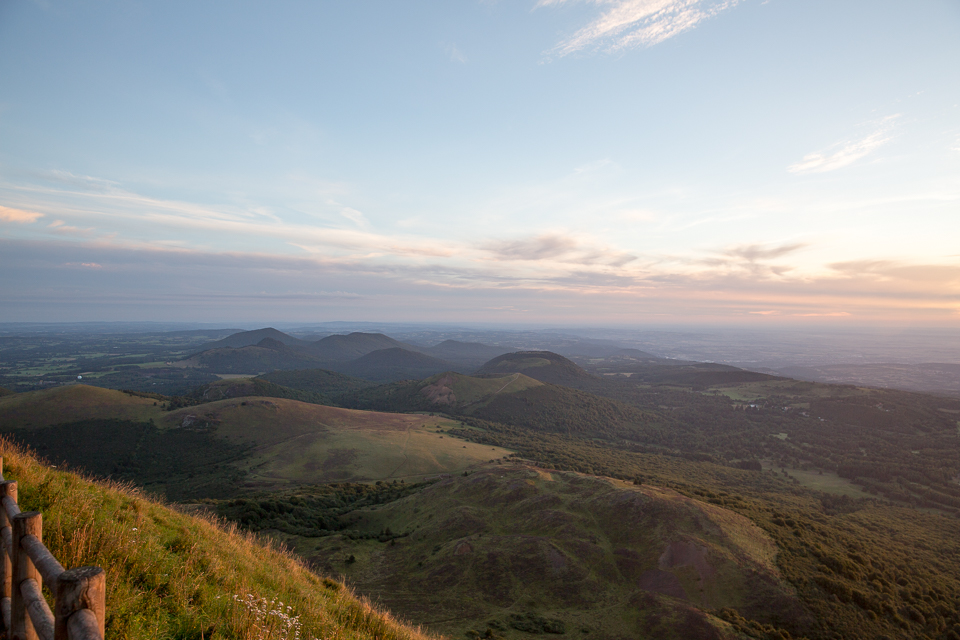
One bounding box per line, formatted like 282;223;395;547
659;540;716;582
421;374;457;405
638;569;687;600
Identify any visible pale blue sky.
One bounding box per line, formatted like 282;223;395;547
1;0;958;324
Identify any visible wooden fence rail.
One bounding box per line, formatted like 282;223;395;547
0;459;105;640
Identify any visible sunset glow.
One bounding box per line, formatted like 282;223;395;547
1;1;958;324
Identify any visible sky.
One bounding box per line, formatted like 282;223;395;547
1;0;958;325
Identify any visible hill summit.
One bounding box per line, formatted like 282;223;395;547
196;327;306;351
476;350;594;386
305;332;420;362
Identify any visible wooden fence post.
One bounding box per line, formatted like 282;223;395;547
0;481;17;637
54;568;104;640
12;513;41;640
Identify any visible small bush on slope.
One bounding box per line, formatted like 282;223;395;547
0;438;435;640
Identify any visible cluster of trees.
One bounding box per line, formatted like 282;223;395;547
2;418;249;500
215;480;431;538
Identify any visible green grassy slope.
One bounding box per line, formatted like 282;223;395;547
161;398;513;487
442;423;960;640
420;371;543;406
0;439;436;640
0;384;163;427
476;351;595;386
256;368;375;397
341;372;659;440
183;377;330;405
0;385;513;498
286;463;800;640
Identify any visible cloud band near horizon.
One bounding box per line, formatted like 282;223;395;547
1;237;957;324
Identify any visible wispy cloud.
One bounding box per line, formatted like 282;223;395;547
483;234;578;260
540;0;742;57
2;176;457;259
0;205;44;223
3;169;957;324
3;237;958;323
340;207;370;229
47;219;95;236
788;115;899;175
482;233;638;266
725;242;805;263
828;259;960;287
692;242;806;277
442;41;468;63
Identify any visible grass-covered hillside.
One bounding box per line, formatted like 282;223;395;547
475;351;595;386
256;368;376;398
0;385;512;500
0;384;161;427
287;463;801;640
340;371;659;439
158;397;512;488
0;439;435;640
179;377;330;406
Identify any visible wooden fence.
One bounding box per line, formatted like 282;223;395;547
0;459;105;640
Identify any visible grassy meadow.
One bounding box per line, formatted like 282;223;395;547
161;397;513;486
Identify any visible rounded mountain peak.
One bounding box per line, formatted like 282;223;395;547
475;350;592;385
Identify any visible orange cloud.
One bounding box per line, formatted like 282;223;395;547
0;205;44;223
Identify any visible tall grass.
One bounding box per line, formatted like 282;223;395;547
0;438;437;640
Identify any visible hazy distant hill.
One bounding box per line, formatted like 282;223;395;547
159;328;243;339
614;362;780;387
334;347;457;382
304;332;425;362
421;340;514;367
180;331;427;374
183;331;507;378
553;341;658;359
340;371;655;440
177;338;325;373
194;327;307;351
476;350;595;386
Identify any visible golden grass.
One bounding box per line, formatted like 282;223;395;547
0;385;162;428
0;438;438;640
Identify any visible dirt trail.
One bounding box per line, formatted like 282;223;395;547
493;373;520;395
387;425;413;478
